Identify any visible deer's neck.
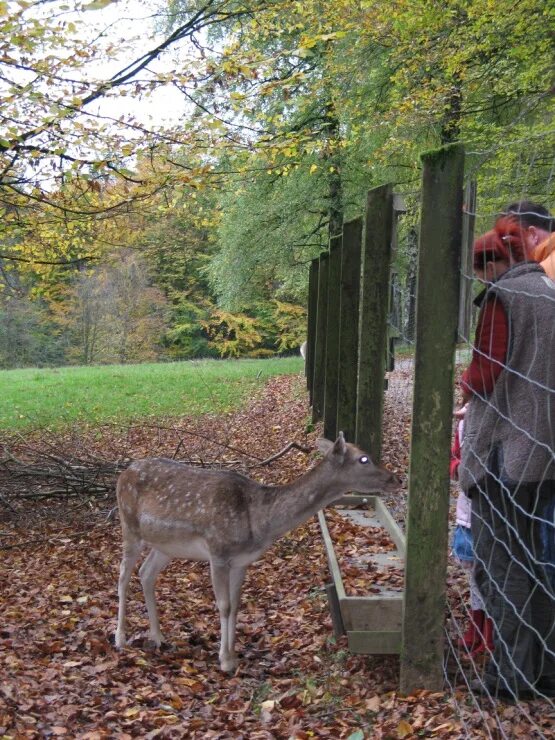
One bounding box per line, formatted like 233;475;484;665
255;463;343;542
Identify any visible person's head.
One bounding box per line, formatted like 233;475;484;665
473;216;526;283
500;201;554;258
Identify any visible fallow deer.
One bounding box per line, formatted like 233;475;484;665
115;432;400;672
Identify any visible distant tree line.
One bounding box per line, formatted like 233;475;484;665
0;0;552;368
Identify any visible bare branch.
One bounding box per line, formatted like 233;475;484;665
249;441;312;468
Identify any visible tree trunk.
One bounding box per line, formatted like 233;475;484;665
324;102;343;239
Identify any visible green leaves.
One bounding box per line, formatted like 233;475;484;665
83;0;115;9
0;0;553;372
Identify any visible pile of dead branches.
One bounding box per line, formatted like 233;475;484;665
0;422;311;519
0;438;126;512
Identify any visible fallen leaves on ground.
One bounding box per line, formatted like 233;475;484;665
1;373;553;738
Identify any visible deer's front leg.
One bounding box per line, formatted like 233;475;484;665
139;548;171;647
210;560;238;673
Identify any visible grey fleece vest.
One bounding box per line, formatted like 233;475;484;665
460;262;555;492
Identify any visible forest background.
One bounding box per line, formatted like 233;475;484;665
0;0;553;369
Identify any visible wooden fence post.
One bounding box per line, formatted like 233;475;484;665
458;179;477;342
336;218;363;443
324;235;342;440
307;258;319;400
405;228;418;343
400;143;464;693
312;252;328;423
355;184;393;462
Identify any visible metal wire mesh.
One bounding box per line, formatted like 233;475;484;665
382;136;555;734
444;139;555;734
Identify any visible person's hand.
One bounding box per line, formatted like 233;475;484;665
454;403;468;419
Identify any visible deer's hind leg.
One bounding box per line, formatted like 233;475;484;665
139;548;171;647
115;537;142;648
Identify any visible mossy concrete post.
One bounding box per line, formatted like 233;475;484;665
336;218;363;443
307;258;319;399
323;235;342;440
400;143;464;693
312;252;329;423
355;184;393;462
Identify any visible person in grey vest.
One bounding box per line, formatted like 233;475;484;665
459;217;555;701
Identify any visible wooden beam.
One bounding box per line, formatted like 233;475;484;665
348;630;401;654
355;184;394;462
325;583;346;638
324;235;342;440
306;258;319;400
312;253;329;423
458;179;477;342
336;218;363;443
400;143;464;693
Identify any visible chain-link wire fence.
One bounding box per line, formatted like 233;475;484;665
381;134;555;733
306;134;555;733
440;137;555;734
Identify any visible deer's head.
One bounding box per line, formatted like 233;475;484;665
316;432;401;494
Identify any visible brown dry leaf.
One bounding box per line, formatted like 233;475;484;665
432;722;456;735
279;693;303;709
397;719;413;738
366;695;381;712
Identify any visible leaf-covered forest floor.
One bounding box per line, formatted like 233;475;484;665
1;372;553;739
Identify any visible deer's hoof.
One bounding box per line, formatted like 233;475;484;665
148;633;165;649
220;655;239;674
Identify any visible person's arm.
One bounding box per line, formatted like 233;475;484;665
450;422;462;480
460;294;508;400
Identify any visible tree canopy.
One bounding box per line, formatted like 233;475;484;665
0;0;553;365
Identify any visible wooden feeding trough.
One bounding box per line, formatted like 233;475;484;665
319;494;406;654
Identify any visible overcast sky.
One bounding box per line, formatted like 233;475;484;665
83;0;189;126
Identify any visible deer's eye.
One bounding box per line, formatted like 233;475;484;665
359;456;369;464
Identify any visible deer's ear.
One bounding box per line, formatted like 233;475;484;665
333;431;347;458
317;432;347;458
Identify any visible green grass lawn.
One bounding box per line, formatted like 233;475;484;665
0;357;304;432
